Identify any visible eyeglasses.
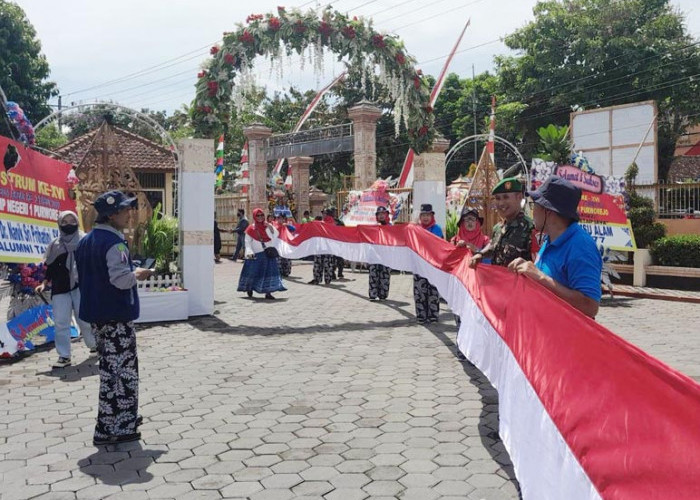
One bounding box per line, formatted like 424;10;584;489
464;217;477;222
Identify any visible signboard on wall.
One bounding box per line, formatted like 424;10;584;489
570;100;657;182
0;136;78;263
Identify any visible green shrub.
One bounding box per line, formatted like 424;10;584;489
139;203;179;273
445;211;459;241
634;222;666;250
651;234;700;268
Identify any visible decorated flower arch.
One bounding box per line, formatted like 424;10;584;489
193;6;435;153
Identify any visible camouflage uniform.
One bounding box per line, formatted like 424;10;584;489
489;212;535;266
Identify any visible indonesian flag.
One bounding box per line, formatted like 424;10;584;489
272;71;348;186
398;19;471;188
215;134;224;187
274;222;700;499
239;141;249;194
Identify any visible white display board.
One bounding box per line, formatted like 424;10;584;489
570;101;657;182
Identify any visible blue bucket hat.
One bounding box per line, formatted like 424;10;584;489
527;176;581;221
93;190;137;217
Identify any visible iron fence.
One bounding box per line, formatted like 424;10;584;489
634;180;700;218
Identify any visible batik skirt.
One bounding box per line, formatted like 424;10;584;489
237;252;287;294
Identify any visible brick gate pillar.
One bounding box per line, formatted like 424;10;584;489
348;101;382;190
243;124;273;213
288;156;313;219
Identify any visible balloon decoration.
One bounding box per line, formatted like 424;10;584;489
5;102;36;145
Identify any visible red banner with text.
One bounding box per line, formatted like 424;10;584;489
0;136;78;263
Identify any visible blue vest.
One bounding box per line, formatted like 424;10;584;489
76;228;139;323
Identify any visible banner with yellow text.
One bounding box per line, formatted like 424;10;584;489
0;136;78;263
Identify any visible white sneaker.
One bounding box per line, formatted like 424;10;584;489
52;357;71;368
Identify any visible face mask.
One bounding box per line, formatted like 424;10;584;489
60;224;79;235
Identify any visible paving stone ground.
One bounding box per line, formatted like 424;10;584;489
1;259;698;499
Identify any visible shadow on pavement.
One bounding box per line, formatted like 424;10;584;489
36;356;99;382
600;296;636;308
78;442;165;486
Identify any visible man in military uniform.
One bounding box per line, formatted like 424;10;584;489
469;177;537;268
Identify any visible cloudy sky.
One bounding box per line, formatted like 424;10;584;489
15;0;700;116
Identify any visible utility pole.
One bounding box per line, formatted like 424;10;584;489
472;64;477;165
57;95;62;131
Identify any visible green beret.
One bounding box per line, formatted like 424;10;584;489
492;177;524;195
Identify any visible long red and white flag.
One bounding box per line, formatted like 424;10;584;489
273;71;348;185
398;19;471;188
275;222;700;500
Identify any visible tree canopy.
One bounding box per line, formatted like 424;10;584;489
496;0;700;179
0;0;57;137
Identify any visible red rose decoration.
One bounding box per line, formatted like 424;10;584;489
342;26;356;39
268;17;281;31
372;34;386;48
416;69;423;76
277;6;286;14
203;106;212;114
239;30;255;44
414;76;421;89
418;126;428;136
319;21;333;37
210;46;219;55
395;52;406;65
197;71;207;79
224;53;236;65
293;21;306;34
207;81;219;97
246;14;263;23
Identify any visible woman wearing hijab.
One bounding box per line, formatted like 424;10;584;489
451;207;490;253
237;208;286;299
35;211;96;368
413;204;444;324
308;209;336;285
273;209;295;277
368;206;392;301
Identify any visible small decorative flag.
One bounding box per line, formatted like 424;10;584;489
215;135;224;187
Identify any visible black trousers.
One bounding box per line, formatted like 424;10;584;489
313;255;334;284
368;264;391;299
413;275;440;322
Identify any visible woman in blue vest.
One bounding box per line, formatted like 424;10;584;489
76;190;153;446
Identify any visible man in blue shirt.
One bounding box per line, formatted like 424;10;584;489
508;176;602;318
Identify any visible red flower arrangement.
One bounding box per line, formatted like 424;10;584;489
319;21;333;37
210;46;219;55
372;34;385;48
223;53;236;65
395;52;406;65
293;20;307;34
413;76;421;89
418;125;429;136
341;25;356;39
277;6;286;15
197;70;207;79
239;30;255;44
207;81;219;97
268;17;281;31
246;13;263;23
